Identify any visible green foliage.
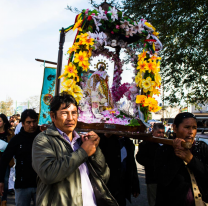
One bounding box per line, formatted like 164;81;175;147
0;97;14;116
116;110;129;118
122;0;208;105
127;118;140;126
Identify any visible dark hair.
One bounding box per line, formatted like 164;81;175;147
50;93;78;117
21;109;38;123
173;112;196;128
0;113;11;132
153;123;165;130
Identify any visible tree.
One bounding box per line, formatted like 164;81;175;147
121;0;208;105
27;95;40;111
0;97;14;116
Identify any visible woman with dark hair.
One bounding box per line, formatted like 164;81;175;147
0;114;14;206
155;112;208;206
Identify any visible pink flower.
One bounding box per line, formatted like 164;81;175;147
126;35;129;38
91;13;95;16
111;31;114;34
105;11;107;14
85;9;89;14
116;25;120;29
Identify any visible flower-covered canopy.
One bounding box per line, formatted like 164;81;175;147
59;3;163;122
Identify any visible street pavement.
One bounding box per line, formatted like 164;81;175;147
7;148;148;206
126;147;148;206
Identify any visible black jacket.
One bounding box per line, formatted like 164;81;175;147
0;127;40;189
99;134;140;204
136;141;160;184
155;141;208;206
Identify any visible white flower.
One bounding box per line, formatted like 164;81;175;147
107;6;118;22
125;26;135;36
133;21;143;34
96;6;108;21
120;20;129;29
87;31;95;39
101;32;108;45
92;32;107;46
92;17;102;31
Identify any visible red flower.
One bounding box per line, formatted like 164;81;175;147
88;16;92;21
111;31;114;34
144;39;157;42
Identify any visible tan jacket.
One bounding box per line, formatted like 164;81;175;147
32;125;118;206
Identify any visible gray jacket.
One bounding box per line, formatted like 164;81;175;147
32;125;118;206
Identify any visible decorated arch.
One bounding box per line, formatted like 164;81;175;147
59;2;163;125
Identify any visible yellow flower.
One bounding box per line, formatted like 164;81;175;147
73;19;83;31
150;105;162;113
151;61;160;74
110;110;116;114
152;88;160;95
68;45;79;54
152;31;159;36
142;77;155;93
146;61;156;73
144;22;156;32
136;95;147;104
143;97;158;107
62;83;83;103
81;61;90;71
77;39;85;46
88;49;92;58
150;55;161;61
74;51;89;67
154;73;161;86
137;61;148;73
152;43;155;51
71;84;83;103
76;33;88;40
84;37;94;45
61;79;76;90
135;72;142;87
64;63;77;77
138;50;147;61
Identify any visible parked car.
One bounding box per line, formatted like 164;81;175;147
195;128;208;145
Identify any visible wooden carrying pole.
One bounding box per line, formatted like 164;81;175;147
55;28;65;95
76;128;192;149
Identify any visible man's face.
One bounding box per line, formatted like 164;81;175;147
152;128;165;138
50;103;78;135
22;117;38;133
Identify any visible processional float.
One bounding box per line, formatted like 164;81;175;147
43;2;191;149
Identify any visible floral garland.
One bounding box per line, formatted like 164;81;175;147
59;5;163;120
59;32;95;103
135;50;162;121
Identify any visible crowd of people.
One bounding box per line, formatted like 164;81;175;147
0;93;207;206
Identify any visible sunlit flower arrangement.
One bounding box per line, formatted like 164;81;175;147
60;5;163;121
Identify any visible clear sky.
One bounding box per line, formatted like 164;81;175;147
0;0;141;105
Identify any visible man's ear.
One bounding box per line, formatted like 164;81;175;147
50;111;55;122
